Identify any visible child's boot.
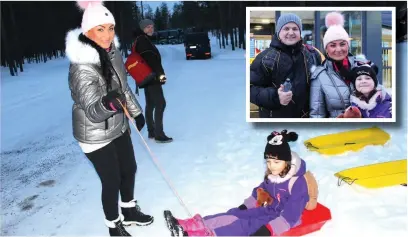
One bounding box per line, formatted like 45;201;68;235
184;227;214;236
176;214;205;231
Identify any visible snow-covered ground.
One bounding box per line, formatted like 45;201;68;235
1;36;407;237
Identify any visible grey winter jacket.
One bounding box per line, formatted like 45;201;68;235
310;56;355;118
66;28;142;144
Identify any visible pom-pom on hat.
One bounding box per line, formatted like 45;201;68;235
264;130;298;162
323;12;350;49
77;1;116;34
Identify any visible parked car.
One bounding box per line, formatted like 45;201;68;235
157;30;168;44
168;29;183;44
184;32;211;60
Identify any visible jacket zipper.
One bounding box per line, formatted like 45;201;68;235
111;65;127;130
273;182;278;212
104;54;125;131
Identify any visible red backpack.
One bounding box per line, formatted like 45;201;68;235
125;37;153;88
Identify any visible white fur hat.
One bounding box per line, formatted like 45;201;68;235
323;12;350;49
77;1;116;34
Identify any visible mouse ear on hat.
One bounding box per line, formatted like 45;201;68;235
281;130;298;142
267;131;282;142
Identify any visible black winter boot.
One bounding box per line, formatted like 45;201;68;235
155;134;173;143
120;199;154;226
105;215;132;236
148;130;155;139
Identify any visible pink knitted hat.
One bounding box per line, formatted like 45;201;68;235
323;12;350;49
77;1;116;34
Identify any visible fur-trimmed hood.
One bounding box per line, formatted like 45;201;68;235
65;28;120;64
351;90;382;111
267;151;306;184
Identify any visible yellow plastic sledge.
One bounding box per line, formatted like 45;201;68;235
304;127;390;155
335;159;407;188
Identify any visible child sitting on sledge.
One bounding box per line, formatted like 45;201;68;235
164;130;318;236
349;63;392;118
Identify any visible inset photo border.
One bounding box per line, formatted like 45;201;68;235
246;7;396;123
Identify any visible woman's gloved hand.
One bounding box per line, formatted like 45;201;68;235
102;90;126;112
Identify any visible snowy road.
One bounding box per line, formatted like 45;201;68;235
1;40;407;237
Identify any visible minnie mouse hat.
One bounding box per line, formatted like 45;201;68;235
77;1;116;34
264;130;298;161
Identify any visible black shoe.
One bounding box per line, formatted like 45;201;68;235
148;130;155;139
155;134;173;143
105;215;132;236
120;200;154;226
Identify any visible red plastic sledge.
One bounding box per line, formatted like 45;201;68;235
281;202;332;236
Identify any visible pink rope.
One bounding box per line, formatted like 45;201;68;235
118;99;193;218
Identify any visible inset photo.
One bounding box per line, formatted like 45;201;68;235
246;7;396;122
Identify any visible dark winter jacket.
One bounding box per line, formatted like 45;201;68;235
132;28;165;88
202;152;309;236
250;35;323;118
351;90;392;118
66;28;142;144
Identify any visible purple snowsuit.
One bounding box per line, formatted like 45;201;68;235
350;91;392;118
202;153;309;236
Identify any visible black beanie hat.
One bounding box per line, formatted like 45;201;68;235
351;55;379;89
351;64;378;88
264;130;298;161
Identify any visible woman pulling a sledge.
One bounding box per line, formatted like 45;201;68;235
66;1;152;236
165;130;318;236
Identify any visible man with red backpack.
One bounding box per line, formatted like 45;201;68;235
131;19;172;143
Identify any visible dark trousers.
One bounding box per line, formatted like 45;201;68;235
85;131;137;221
144;83;166;136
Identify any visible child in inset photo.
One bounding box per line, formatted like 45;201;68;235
350;64;392;118
164;130;318;236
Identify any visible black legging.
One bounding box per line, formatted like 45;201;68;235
144;83;166;136
85;131;137;221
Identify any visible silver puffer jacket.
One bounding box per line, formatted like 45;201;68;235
310;56;355;118
66;28;142;144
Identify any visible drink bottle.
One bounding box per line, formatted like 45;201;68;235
283;78;292;92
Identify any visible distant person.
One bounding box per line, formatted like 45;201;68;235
250;13;324;118
350;64;392;118
132;19;172;143
309;12;384;118
66;1;153;236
